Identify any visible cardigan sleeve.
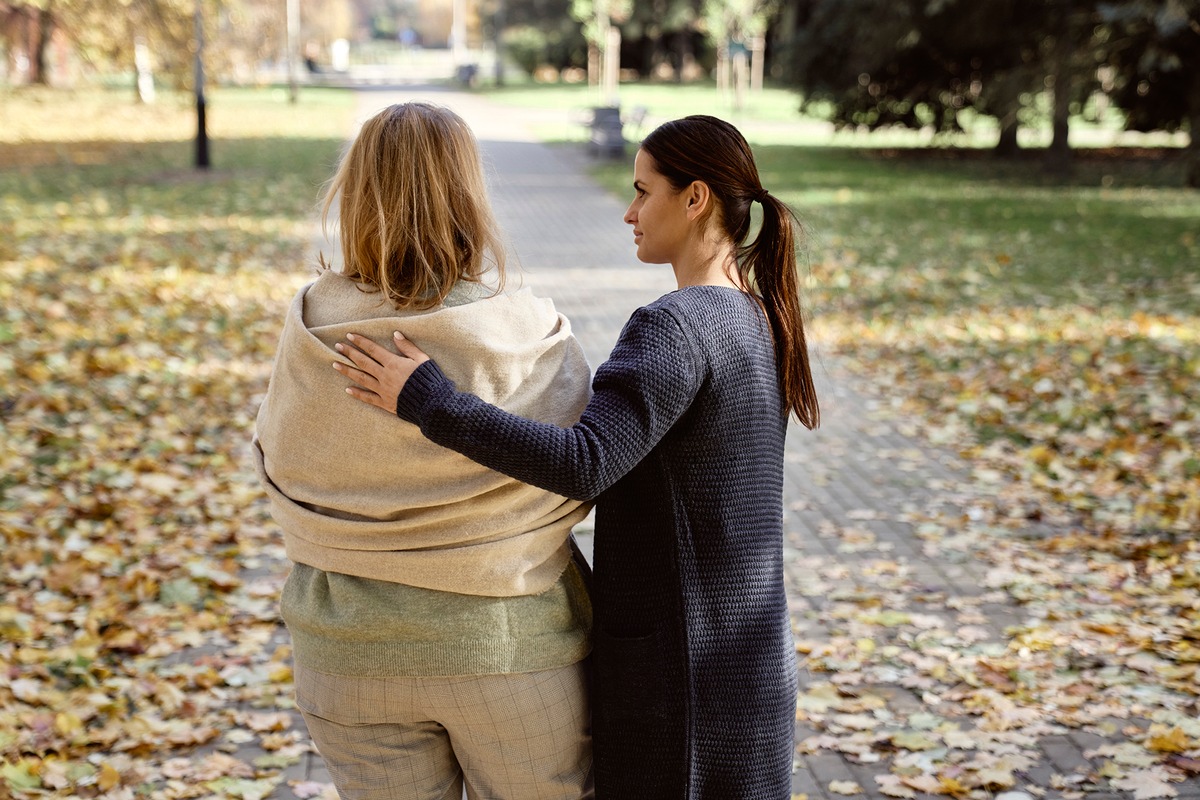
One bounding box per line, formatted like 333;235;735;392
395;305;703;501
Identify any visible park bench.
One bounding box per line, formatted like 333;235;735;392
577;104;648;158
455;63;479;87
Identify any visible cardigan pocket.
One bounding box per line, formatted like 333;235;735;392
595;627;669;717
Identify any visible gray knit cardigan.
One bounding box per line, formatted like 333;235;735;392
396;285;798;800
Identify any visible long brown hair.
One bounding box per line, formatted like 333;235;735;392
319;102;505;309
639;115;819;428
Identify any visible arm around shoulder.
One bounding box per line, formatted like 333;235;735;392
408;305;705;500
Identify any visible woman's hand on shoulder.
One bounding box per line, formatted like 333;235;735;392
333;332;430;415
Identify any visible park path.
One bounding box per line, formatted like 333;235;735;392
263;86;1199;800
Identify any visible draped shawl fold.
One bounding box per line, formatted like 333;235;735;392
253;271;592;597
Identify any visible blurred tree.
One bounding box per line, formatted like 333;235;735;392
784;0;1108;160
571;0;629;78
786;0;969;132
482;0;587;74
1;0;56;84
620;0;698;78
66;0;196;89
1042;0;1107;172
704;0;773;95
703;0;770;45
571;0;631;48
0;0;324;91
1102;0;1200;186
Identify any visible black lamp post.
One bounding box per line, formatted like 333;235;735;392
194;1;210;169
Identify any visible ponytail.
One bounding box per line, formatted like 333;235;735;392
641;115;820;429
740;195;820;429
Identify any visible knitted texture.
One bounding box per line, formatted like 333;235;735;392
398;286;798;799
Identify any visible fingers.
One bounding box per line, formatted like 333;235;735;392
331;357;378;390
344;333;402;366
344;384;393;414
332;333;422;416
392;332;431;364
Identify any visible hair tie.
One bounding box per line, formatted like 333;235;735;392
755;188;769;203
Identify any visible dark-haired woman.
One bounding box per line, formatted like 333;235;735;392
334;115;820;799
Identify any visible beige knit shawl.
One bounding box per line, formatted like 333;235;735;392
253;271;593;597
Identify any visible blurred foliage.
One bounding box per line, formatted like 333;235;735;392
1;0;352;89
779;0;1200;183
503;25;547;75
495;0;591;75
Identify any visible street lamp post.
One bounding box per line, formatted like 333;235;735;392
194;1;209;169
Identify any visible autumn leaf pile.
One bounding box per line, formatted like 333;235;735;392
3;87;1199;799
1;89;351;799
818;256;1200;537
791;209;1200;794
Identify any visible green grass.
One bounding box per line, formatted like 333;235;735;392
582;142;1199;315
486;81;1198;313
486;80;808;120
482;80;1191;149
0;86;355;270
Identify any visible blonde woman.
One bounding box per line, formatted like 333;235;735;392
253;103;595;800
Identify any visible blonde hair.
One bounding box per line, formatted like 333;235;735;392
319;102;505;309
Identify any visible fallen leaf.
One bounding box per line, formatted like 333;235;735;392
1111;770;1179;800
876;775;916;798
96;763;121;791
1145;726;1193;754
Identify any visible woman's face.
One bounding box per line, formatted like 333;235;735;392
623;150;690;265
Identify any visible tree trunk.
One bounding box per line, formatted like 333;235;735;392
675;30;691;83
989;72;1022;157
30;4;51;85
134;37;156;103
1188;137;1200;190
995;113;1020;156
492;0;505;86
1045;14;1073;173
1187;72;1200;189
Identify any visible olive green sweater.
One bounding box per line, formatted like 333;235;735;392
280;560;591;676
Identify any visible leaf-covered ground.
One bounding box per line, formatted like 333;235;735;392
3;86;1198;799
777;153;1200;796
1;88;353;799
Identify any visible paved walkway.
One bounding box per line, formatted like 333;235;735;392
262;86;1199;800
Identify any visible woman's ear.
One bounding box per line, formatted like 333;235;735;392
684;180;712;220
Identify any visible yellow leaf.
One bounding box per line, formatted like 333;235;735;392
268;663;293;683
1145;725;1192;753
939;776;971;796
97;763;121;792
54;712;83;737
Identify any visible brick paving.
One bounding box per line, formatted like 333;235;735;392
255;86;1199;799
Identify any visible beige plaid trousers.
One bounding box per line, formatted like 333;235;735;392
295;663;594;800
